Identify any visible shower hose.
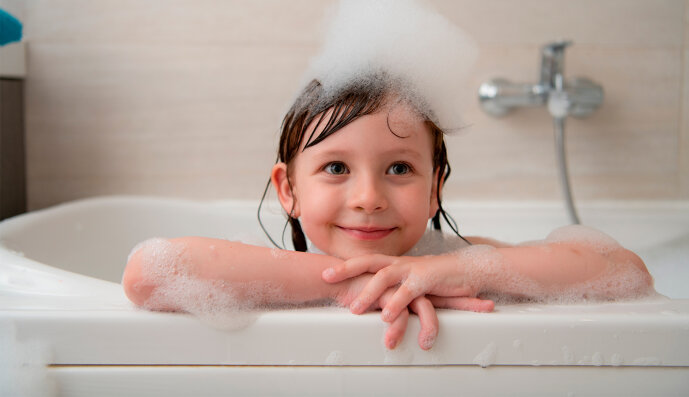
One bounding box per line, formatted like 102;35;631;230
553;116;581;224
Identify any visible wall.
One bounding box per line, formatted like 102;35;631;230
2;0;686;209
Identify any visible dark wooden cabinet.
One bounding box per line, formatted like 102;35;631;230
0;77;26;220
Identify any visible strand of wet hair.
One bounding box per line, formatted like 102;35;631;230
257;169;284;249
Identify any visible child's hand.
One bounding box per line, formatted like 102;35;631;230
335;274;440;350
324;253;494;323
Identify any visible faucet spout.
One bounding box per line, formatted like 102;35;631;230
540;40;572;88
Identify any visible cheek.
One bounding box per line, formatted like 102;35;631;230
295;181;340;224
398;182;434;218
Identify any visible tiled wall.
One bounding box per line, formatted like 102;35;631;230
2;0;687;209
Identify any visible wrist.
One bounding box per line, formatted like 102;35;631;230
331;279;354;306
456;245;504;294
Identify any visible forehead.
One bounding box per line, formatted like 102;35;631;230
300;101;433;153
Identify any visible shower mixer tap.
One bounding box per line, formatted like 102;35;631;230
478;40;603;118
477;40;603;225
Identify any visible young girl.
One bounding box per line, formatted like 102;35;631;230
122;76;654;351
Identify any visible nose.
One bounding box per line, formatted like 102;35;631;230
347;174;388;214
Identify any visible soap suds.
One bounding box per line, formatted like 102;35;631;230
303;0;477;132
130;238;288;331
455;225;656;304
473;342;497;368
325;350;345;365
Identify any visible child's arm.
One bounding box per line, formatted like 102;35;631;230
323;226;654;323
122;236;440;349
123;237;344;308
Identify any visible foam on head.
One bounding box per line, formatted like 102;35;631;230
303;0;477;131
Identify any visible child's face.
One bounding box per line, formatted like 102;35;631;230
273;103;440;259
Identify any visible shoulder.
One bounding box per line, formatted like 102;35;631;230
465;236;513;248
405;230;471;256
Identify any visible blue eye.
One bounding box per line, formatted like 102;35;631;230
388;162;411;175
324;162;348;175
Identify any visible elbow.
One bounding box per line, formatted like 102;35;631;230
617;248;654;289
122;248;153;307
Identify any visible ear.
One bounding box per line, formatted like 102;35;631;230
271;162;300;218
429;167;442;218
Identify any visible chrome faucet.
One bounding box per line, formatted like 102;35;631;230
477;40;604;225
478;40;603;119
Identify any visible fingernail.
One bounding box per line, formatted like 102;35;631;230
351;300;363;313
382;308;392;321
322;268;335;280
387;338;398;350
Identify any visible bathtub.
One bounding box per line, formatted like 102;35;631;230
1;196;688;396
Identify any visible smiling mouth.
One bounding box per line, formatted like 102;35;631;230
336;226;397;241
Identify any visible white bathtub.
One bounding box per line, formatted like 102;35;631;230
1;196;688;396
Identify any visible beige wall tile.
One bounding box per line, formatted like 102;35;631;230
0;0;24;20
18;0;689;209
25;42;317;207
445;45;681;200
25;0;330;45
432;0;684;47
681;0;689;197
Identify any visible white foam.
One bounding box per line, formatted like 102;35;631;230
610;353;624;366
405;229;471;256
561;346;574;364
473;342;497;368
304;0;477;131
545;225;621;255
325;350;345;365
455;226;656;304
131;238;291;331
632;357;661;366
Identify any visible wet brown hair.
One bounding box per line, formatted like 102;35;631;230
259;78;469;251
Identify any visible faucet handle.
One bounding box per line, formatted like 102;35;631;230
540;40;573;87
542;40;572;55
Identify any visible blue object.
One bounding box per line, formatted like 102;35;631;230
0;8;22;46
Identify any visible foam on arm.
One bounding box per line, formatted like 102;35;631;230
463;226;655;303
122;237;345;312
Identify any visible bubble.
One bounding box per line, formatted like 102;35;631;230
473;342;497;368
419;333;437;351
545;225;621;255
303;0;477;132
325;350;345;365
270;247;289;259
404;273;425;296
632;357;661;366
454;226;656;305
610;353;624;366
562;346;574;364
131;238;288;331
405;229;470;256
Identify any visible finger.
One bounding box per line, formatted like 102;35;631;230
383;307;410;350
350;266;407;314
409;296;439;350
381;277;425;322
322;254;399;283
428;296;495;313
